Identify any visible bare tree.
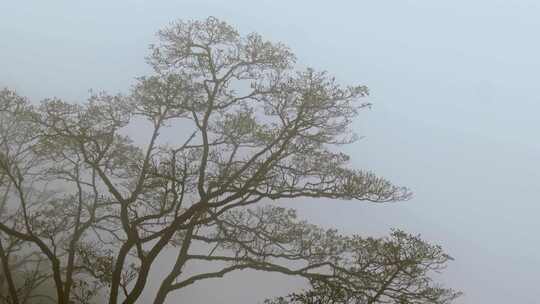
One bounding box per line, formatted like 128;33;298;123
0;17;459;304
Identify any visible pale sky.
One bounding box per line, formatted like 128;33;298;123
3;1;540;303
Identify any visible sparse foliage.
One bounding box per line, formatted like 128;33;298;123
0;17;458;304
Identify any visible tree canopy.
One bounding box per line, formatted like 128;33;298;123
0;17;459;304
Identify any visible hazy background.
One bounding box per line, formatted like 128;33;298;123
2;1;540;303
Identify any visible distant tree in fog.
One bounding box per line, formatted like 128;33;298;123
0;17;460;304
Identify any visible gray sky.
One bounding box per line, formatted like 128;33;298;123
2;1;540;303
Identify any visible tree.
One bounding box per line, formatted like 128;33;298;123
0;17;460;304
263;230;460;304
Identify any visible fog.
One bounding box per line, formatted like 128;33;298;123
3;1;540;303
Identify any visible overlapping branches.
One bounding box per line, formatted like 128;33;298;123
0;17;455;304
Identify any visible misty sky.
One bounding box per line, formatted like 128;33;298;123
2;1;540;303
